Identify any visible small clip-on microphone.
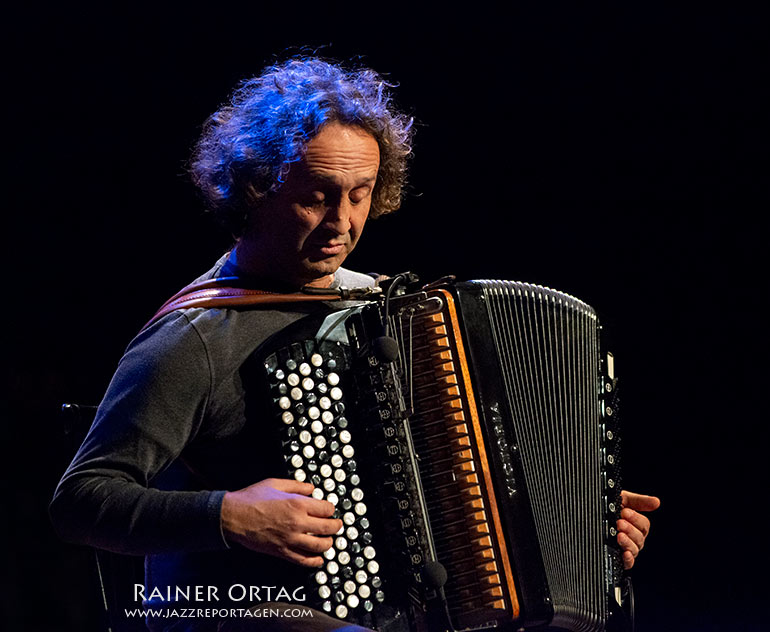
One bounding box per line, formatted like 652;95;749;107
422;559;456;632
372;273;410;363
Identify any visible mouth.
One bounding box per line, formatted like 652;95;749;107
311;242;346;257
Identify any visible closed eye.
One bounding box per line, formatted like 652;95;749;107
307;192;327;207
349;186;372;204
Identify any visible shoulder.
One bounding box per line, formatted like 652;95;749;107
144;305;302;354
190;252;232;283
334;267;378;289
121;311;211;379
142;304;315;373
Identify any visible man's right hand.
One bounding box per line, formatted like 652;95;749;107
221;478;342;567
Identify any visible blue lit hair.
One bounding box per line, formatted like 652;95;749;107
190;56;414;236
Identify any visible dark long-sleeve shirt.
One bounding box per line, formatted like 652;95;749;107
49;255;377;618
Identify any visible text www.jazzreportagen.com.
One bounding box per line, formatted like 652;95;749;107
124;607;314;619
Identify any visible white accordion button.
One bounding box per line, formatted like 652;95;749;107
299;362;311;376
330;387;343;400
335;605;348;619
327;372;340;386
287;373;300;386
315;571;328;585
311;353;323;367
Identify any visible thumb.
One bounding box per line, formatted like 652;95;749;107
621;490;661;512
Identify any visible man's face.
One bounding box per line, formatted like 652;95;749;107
241;122;381;287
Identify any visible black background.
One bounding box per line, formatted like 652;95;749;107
4;5;765;631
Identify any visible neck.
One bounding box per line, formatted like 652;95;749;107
229;243;335;290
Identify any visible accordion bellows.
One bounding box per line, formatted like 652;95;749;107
260;279;629;632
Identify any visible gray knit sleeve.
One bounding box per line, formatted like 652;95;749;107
49;312;227;555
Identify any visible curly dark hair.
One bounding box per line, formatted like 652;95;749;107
190;56;414;236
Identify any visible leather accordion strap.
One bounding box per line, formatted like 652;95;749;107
142;276;378;332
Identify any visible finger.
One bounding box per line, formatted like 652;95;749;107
280;546;326;568
268;479;316;496
622;549;635;570
303;515;344;536
621;491;661;512
291;533;336;556
621;507;651;538
302;497;337;518
617;530;639;561
617;518;646;551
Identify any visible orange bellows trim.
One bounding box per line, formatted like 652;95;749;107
401;290;520;618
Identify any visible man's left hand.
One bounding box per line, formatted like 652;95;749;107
616;490;661;569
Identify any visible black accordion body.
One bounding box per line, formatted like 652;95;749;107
259;278;631;632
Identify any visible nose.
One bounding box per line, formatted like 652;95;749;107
321;198;352;235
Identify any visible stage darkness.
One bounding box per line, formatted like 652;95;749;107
5;6;764;631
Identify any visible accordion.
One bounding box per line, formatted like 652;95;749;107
259;278;631;632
